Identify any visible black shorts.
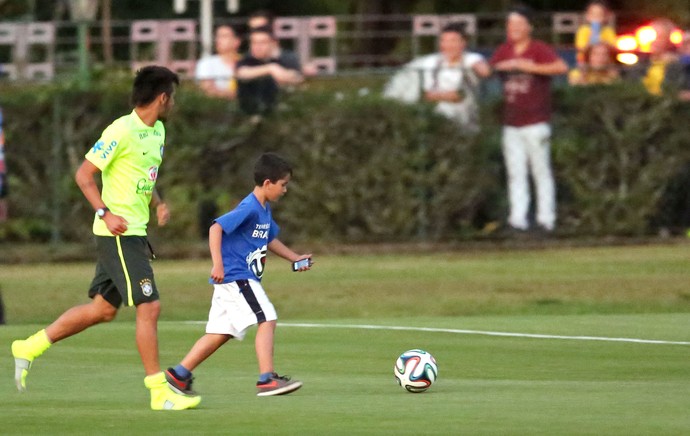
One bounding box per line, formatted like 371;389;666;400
88;235;159;308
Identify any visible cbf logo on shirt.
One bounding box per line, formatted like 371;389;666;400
91;140;118;159
136;166;158;195
246;244;268;279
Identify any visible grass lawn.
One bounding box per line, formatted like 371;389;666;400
0;244;689;434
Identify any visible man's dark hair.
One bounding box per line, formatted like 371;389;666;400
131;66;180;107
249;9;274;28
254;152;292;185
250;25;275;40
509;4;534;24
441;22;468;39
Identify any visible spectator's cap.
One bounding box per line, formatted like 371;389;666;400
508;5;534;25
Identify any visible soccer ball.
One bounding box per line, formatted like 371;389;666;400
394;349;438;393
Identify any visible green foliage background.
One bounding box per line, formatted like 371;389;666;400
1;77;689;244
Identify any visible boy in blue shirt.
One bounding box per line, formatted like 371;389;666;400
166;152;312;397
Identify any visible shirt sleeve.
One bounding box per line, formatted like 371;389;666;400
575;25;590;51
85;122;125;171
214;204;252;235
489;44;508;66
601;27;618;46
278;51;302;72
195;57;212;80
464;52;485;68
534;41;559;64
268;217;279;243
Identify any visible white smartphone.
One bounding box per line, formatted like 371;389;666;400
292;258;312;271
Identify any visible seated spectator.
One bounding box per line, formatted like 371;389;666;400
247;9;319;77
383;22;491;133
235;26;303;116
195;25;241;99
568;42;620;86
575;1;617;66
640;19;683;96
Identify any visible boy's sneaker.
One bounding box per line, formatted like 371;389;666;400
11;340;34;392
256;373;303;397
145;372;201;410
165;367;197;396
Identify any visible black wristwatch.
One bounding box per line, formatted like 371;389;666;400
96;207;110;219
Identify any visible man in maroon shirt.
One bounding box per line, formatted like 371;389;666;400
490;7;568;233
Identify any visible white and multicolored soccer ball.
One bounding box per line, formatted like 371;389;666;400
394;349;438;393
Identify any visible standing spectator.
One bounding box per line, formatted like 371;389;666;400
490;7;568;233
195;25;241;99
575;1;617;66
568;42;620;86
384;22;491;133
0;106;7;222
235;26;303;116
11;66;201;410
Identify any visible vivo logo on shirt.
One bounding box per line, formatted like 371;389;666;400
91;140;118;159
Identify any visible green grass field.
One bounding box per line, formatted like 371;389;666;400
1;244;689;434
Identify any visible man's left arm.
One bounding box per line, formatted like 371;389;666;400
527;58;569;76
151;188;169;226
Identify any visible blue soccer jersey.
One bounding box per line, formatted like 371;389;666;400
212;193;279;284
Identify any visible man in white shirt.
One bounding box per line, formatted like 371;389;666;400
195;25;241;99
385;23;491;132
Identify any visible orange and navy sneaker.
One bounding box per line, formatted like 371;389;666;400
165;367;197;396
256;373;303;397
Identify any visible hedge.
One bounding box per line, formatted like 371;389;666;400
0;76;688;244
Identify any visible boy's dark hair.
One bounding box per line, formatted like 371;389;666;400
250;25;275;40
131;66;180;107
254;152;292;186
441;22;468;39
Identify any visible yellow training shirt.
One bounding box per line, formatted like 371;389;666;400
85;110;165;236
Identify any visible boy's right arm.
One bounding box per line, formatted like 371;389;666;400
209;223;225;283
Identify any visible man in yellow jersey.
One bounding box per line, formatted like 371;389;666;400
11;66;201;410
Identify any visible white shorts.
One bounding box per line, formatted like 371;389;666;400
205;279;277;340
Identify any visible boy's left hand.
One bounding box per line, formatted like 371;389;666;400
293;254;313;272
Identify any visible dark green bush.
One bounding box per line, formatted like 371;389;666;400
1;76;688;244
552;84;690;236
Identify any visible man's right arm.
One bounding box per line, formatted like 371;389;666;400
75;159;128;235
237;61;303;85
236;63;278;81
